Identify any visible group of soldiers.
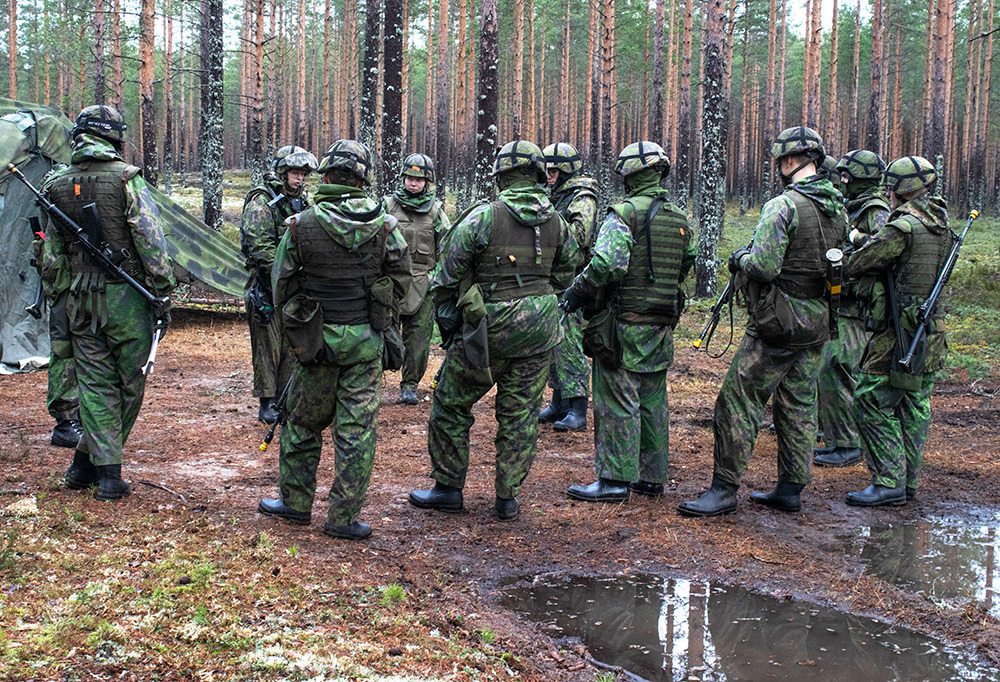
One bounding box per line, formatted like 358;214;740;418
33;103;955;541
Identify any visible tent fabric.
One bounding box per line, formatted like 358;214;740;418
0;97;249;373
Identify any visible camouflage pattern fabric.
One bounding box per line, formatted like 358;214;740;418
427;343;553;499
816;314;867;449
400;292;433;392
853;371;934;489
279;357;382;526
553;175;600;251
46;290;79;422
547;309;589;399
593;362;670;484
714;335;824;486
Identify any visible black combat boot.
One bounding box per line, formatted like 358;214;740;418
566;478;630;503
401;389;419;405
323;521;372;540
95;464;132;501
677;477;738;517
814;447;863;468
750;481;806;512
496;497;520;520
408;482;465;512
905;487;917;501
629;480;665;498
539;389;568;423
553;397;588;432
257;498;312;524
51;418;83;448
64;449;99;489
258;397;278;424
845;483;906;507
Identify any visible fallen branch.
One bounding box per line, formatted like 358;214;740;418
136;480;190;506
576;646;651;682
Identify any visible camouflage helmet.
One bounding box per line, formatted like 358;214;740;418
273;145;318;175
836;149;886;181
771;126;825;164
543;142;583;176
317;139;376;186
72;105;127;144
820;155;842;188
400;153;436;183
615;141;671;177
884;155;937;196
492;140;547;184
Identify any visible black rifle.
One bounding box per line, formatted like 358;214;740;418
25;217;46;319
898;209;979;371
694;241;752;355
259;376;292;452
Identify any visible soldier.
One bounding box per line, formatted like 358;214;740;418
258;140;411;540
240;146;318;423
561;142;695;503
408;140;581;520
845;156;950;507
383;153;451;405
41;105;175;500
678;126;846;517
814;150;890;469
538;142;599;431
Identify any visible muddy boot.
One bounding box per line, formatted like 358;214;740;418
845;483;906;507
677;477;738;517
322;521;372;540
566;479;630;503
258;397;278;424
408;482;464;512
496;497;520;520
905;487;917;501
258;498;312;525
64;449;99;489
95;465;132;501
814;447;862;468
51;418;83;449
629;481;664;498
813;445;835;457
750;481;805;512
553;397;587;432
539;389;568;423
400;389;419;405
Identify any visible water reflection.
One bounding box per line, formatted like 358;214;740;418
502;574;996;681
848;505;1000;617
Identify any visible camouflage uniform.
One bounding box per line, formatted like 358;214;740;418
270;143;411;529
41;133;175;471
424;144;581;503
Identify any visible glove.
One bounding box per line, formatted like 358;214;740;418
848;228;869;249
153;297;171;337
559;288;586;314
728;247;750;274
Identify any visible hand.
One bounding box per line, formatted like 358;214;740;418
848;228;868;249
728;247;750;274
559;288;586;314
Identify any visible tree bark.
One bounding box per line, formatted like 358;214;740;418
763;0;777;194
866;0;883;152
926;0;948;162
825;0;838;151
361;0;381;153
675;0;694;205
475;0;499;198
94;0;106;105
249;0;266;184
322;0;332;146
599;0;616;205
435;0;450;193
848;0;860;148
8;0;16;98
139;0;158;185
200;0;225;231
512;0;524;138
651;0;666;145
424;0;435;153
383;0;403;196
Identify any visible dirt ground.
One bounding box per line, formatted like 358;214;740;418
3;307;999;680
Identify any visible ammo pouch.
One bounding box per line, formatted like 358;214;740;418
369;276;405;371
282;294;325;365
582;308;622;370
745;280;827;347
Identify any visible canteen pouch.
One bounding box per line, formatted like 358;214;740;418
282;293;325;365
457;283;491;381
368;276;395;332
582;308;622;370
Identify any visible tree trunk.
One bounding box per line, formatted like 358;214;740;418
866;0;883;152
560;0;572;140
435;0;450;193
802;0;812;123
250;0;266;184
94;0;106;105
599;0;616;205
651;0;666;145
676;0;694;206
8;0;16;98
696;0;728;298
475;0;499;199
777;0;787;129
361;0;381;153
424;0;435;153
383;0;403;196
976;0;994;207
322;0;332;146
926;0;948;162
200;0;225;231
525;0;536;142
139;0;158;185
807;0;821;128
163;4;174;192
848;0;860;148
512;0;524;138
764;0;777;195
825;0;838;151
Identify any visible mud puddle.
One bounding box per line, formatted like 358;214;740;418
502;574;997;681
842;503;1000;617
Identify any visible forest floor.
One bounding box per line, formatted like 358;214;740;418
1;306;999;681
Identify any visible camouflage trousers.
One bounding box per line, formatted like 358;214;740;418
713;335;823;487
246;291;295;398
279;355;382;526
69;284;153;467
428;343;553;499
593;362;669;483
853;371;935;490
47;290;79;422
400;294;433;392
816;315;867;448
547;310;590;399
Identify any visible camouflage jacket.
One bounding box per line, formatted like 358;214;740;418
551;175;600;256
41;134;175;299
841;186;891;319
273;183;411;364
570;176;696;372
848;194;950;375
240;175;308;285
431;178;581;358
740;174;847;341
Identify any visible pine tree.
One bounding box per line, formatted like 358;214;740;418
475;0;499;198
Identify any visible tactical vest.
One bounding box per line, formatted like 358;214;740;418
474;201;562;302
894;214;951;321
615;196;689;324
553;184;598;250
385;195;439;274
46;160;142;280
779;190;845;299
847;194;890;233
292;207;384;325
240;181;308;261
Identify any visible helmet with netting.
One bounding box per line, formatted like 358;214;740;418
615;141;671;177
72;105;127;145
836;149;885;181
400;153;436;183
492;140;547;184
317;139;376;186
273;146;318;175
884;156;937;195
543;142;583;176
771;126;825;164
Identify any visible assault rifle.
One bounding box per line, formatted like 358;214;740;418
898;209;978;371
694;241;752;355
25;217;46;319
259;376;292;452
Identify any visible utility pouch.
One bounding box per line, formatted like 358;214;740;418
282;294;325;365
381;324;406;371
582;307;622;370
890;329;926;391
368;276;395;332
825;247;843;340
746;280;827;347
458;283;490;373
